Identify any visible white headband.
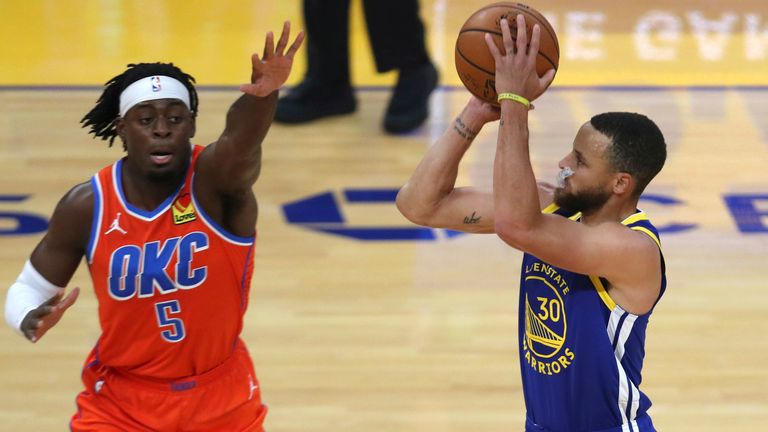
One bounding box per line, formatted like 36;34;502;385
119;75;191;117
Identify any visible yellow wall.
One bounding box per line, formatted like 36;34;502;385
1;0;766;86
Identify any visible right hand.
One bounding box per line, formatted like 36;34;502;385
239;21;305;97
20;287;79;343
485;15;555;102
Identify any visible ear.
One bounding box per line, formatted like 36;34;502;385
189;115;196;138
613;172;633;195
116;117;126;140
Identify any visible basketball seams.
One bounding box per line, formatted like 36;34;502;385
455;2;559;105
456;29;558;71
456;47;494;76
461;4;560;55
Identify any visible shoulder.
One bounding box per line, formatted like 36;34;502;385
49;181;95;239
55;181;94;217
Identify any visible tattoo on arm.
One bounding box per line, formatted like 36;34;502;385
453;117;478;141
463;211;482;224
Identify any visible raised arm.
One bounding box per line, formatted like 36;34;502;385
197;21;304;194
396;98;500;233
487;16;660;314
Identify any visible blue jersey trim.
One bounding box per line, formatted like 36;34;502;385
189;174;255;246
86;176;103;263
239;243;254;312
113;159;184;221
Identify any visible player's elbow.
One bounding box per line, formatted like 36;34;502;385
494;220;532;250
396;185;433;227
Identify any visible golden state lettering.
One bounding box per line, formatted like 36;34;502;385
523;339;575;375
525;262;570;294
522;261;575;376
172;193;196;225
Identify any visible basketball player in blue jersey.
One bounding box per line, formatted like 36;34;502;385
397;15;666;432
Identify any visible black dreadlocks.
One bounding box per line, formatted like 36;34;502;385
80;63;198;147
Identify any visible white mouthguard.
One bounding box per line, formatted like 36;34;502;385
556;167;574;188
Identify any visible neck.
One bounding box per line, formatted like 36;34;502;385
120;159;186;211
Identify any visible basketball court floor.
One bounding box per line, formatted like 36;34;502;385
1;1;767;430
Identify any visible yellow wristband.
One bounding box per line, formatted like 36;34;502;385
497;92;531;108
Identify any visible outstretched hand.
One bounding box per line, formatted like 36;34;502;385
240;21;305;97
484;14;555;102
20;287;80;343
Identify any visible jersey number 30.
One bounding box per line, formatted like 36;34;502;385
154;300;186;342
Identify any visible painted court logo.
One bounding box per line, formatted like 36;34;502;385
172;193;196;225
523;262;575;376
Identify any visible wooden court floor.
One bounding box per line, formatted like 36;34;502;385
2;0;768;430
1;87;767;431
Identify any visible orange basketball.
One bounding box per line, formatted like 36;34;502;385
455;2;559;106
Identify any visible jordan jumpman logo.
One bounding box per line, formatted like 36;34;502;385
105;212;127;235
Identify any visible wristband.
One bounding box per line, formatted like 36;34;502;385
497;92;531;108
4;260;64;336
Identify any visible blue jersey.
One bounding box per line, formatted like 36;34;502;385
519;205;666;432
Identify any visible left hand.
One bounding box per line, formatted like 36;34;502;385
484;14;555;102
20;287;80;343
240;21;305;97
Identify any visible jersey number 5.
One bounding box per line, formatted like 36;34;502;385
155;300;186;342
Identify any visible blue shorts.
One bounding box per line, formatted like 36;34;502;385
525;413;655;432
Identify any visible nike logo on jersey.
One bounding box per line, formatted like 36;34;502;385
108;232;209;300
105;212;127;235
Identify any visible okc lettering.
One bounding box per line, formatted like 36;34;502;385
108;232;209;300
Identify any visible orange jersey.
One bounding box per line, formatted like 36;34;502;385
86;145;255;380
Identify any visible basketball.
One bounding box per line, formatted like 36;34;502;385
455;2;559;105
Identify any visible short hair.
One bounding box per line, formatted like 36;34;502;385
81;62;198;147
590;112;666;197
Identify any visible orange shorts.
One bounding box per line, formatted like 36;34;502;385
70;339;267;432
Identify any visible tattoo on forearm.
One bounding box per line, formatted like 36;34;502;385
453;117;478;141
463;211;482;224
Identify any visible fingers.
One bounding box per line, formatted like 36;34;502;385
262;31;274;60
500;18;514;54
58;286;80;312
528;23;541;59
484;33;501;59
274;21;290;56
22;287;81;343
286;30;305;58
515;14;528;56
540;68;556;88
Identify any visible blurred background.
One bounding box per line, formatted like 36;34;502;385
1;1;766;431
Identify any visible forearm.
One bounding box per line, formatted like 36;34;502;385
397;108;484;222
214;91;278;188
493;101;540;234
222;91;278;155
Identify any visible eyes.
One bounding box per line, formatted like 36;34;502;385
575;155;585;167
137;115;185;126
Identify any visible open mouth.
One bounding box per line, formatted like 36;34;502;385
150;152;173;165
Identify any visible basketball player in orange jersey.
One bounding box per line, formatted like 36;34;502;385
4;21;303;431
398;15;666;431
